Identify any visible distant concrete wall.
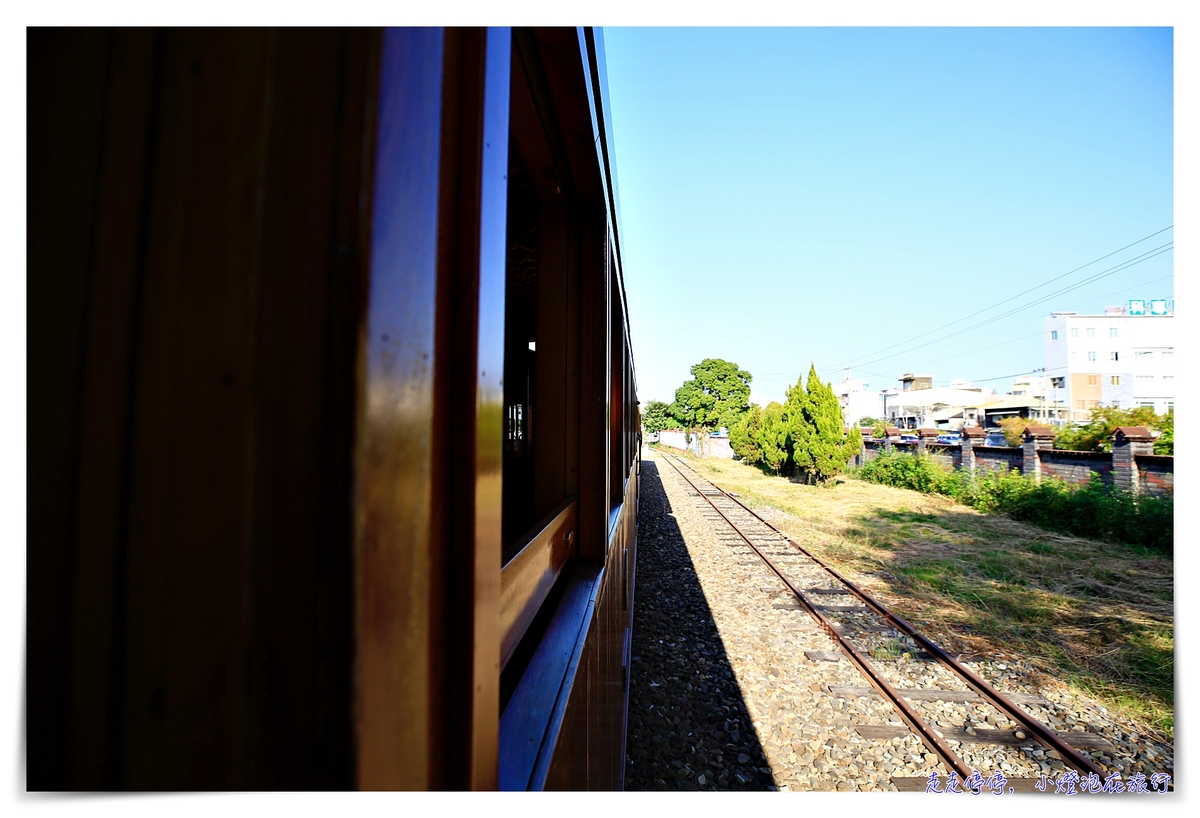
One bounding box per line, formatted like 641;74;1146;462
658;429;691;452
704;438;735;459
656;430;734;459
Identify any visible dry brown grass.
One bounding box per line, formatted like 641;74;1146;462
661;447;1175;739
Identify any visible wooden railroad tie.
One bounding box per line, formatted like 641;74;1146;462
857;724;1114;752
805;650;843;662
830;684;1050;705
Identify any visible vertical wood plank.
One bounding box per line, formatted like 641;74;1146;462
26;27;117;790
117;28;277;788
66;27;160;790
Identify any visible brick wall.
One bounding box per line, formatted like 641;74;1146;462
1137;454;1174;497
973;446;1024;475
925;444;962;470
859;440;882;467
854;437;1171;497
1037;449;1113;488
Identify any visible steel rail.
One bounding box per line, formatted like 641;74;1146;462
657;452;974;779
661;451;1105;779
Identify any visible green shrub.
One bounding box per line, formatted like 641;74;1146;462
854;452;1172;552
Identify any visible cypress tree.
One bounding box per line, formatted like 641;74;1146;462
757;402;790;475
787;364;863;484
729;403;764;464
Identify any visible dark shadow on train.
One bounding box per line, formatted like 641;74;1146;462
624;460;774;791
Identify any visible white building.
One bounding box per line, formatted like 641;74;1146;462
836;371;883;425
883;373;998;430
1043;302;1175;422
1009;373;1045;398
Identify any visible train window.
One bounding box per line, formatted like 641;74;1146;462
500;27;586;568
502;141;541;549
610;261;625;505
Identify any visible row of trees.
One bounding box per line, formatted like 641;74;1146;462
641;358;861;484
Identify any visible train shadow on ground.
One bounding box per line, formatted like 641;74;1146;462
625;459;775;791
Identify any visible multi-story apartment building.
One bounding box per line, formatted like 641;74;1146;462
1043;302;1175;422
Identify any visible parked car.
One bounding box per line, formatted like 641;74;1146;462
984;432;1009;446
936;433;962;445
898;434;919;444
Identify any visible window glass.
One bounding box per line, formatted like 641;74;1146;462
1071;327;1078;337
1110;351;1119;361
1087;375;1099;385
1087;351;1096;361
1086;327;1095;337
1136;350;1153;358
1162;350;1173;357
1109;327;1118;337
1050;330;1058;340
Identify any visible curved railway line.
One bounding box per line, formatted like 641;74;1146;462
656;450;1125;791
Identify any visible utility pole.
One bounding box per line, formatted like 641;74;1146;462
1038;367;1045;424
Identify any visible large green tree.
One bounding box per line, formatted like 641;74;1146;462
785;364;862;484
641;399;674;434
669;358;752;435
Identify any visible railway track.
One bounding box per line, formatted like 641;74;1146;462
656;450;1120;792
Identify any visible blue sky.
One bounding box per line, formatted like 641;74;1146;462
603;27;1174;407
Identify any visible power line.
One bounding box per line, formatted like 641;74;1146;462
823;225;1174;373
857;272;1176;379
760;272;1175;398
830;243;1172;374
828;242;1172;373
967;369;1053;384
840;271;1176;395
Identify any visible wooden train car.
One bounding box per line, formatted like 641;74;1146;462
27;26;639;790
